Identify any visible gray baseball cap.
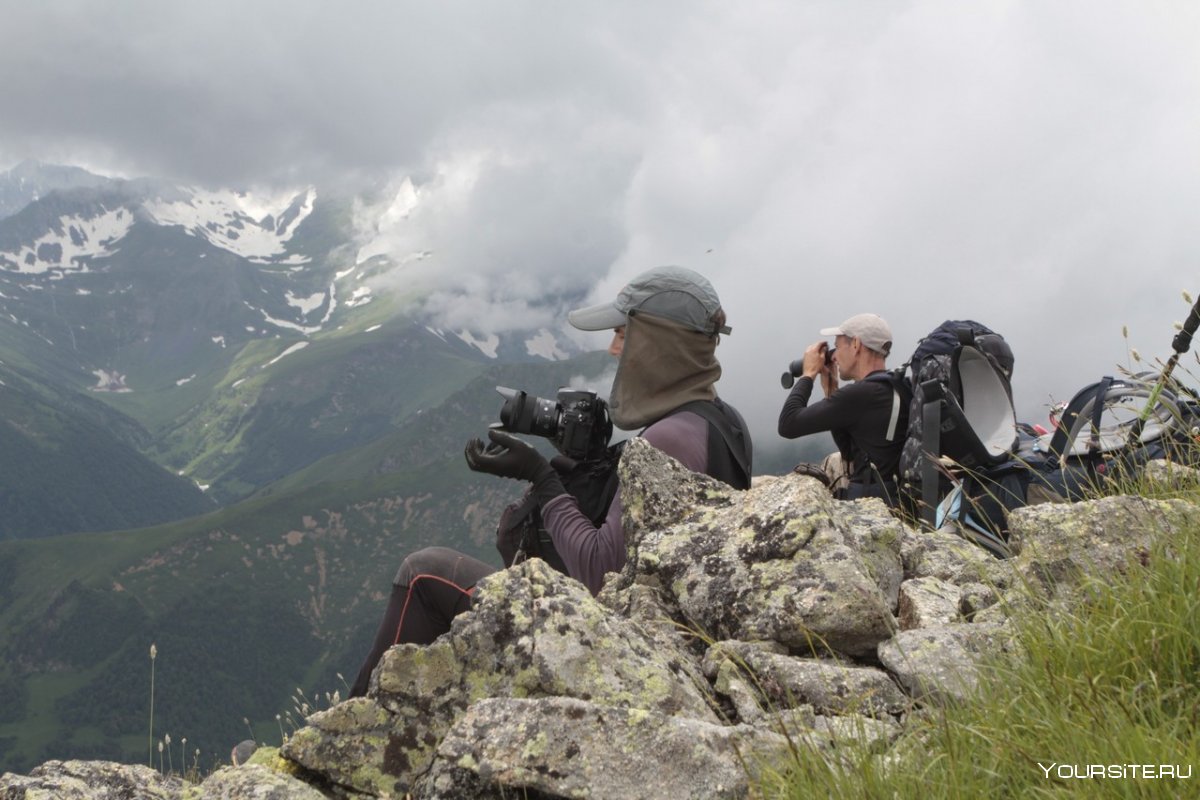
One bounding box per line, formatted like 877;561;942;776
820;313;893;355
567;265;731;335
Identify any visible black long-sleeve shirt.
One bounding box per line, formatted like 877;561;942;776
777;372;906;482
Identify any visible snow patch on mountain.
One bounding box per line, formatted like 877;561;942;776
319;284;338;324
250;304;323;335
0;207;134;274
91;369;131;393
265;341;309;367
286;290;327;316
525;329;569;360
455;329;499;358
344;286;373;309
144;186;315;263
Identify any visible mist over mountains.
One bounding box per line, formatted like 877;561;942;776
0;162;606;516
0;161;636;772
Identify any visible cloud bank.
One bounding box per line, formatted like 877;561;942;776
2;0;1197;448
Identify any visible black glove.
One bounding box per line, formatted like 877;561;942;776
465;430;567;506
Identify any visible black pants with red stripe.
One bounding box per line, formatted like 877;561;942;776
349;546;496;698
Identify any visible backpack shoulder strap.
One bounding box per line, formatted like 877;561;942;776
864;370;912;443
670;398;753;489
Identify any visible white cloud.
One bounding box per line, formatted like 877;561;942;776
1;0;1197;450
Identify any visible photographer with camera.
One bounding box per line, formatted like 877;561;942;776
349;266;752;698
778;313;909;505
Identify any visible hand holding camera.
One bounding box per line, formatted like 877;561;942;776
465;386;609;505
465;430;549;482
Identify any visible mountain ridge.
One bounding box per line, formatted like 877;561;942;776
0;162;595;508
0;160;615;773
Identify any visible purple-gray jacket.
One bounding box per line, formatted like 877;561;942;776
540;411;709;596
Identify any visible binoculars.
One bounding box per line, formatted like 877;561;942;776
780;346;834;389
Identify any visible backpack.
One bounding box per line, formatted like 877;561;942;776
896;320;1024;553
1021;374;1200;500
495;397;753;571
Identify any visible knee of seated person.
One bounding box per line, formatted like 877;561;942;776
393;545;460;586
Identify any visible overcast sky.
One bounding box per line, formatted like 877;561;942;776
2;0;1198;447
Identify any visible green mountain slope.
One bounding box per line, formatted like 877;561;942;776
0;363;215;540
0;352;610;773
121;322;492;503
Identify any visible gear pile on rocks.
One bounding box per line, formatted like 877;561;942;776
3;438;1197;799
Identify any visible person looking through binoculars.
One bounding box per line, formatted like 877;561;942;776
778;313;909;504
349;266;752;698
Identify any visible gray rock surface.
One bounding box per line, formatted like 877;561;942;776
898;576;961;630
4;441;1197;800
283;556;717;796
1006;494;1195;602
703;641;908;720
958;581;1001;621
877;622;1018;704
0;760;182;799
194;764;328;799
1142;458;1200;489
615;446;905;658
422;696;790;800
900;526;1003;586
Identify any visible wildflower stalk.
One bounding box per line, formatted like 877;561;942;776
148;643;157;768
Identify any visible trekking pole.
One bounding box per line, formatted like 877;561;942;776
1127;291;1200;449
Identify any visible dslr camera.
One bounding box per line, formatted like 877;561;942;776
493;386;613;461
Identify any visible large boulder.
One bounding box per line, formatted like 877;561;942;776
422;696;790;800
0;760;181;800
612;440;905;658
0;758;329;800
195;764;327;799
283;557;718;796
1007;495;1196;597
703;640;909;720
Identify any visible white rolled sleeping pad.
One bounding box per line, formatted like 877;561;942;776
956;346;1017;459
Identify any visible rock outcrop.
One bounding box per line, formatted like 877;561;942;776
2;444;1194;799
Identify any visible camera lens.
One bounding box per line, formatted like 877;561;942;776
496;387;560;438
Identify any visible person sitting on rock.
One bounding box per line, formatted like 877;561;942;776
349;266;753;698
778;313;908;505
